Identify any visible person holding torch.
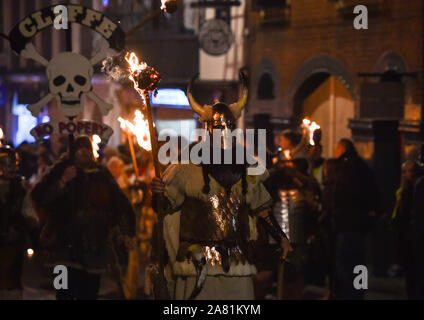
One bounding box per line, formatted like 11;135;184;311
151;73;292;300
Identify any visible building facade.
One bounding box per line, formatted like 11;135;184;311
245;0;423;212
0;0;203;147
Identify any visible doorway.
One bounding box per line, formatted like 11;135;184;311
293;73;355;158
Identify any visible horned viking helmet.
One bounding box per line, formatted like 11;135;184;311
186;72;248;129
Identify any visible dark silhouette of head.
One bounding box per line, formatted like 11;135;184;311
335;138;357;158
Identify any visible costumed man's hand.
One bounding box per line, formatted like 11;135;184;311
151;177;165;194
281;237;293;260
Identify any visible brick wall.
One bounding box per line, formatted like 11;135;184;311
246;0;422;120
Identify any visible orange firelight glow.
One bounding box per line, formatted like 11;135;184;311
118;111;152;151
0;128;3;147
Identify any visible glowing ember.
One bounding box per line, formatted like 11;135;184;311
92;135;101;159
27;248;34;258
119;110;152;151
302;118;321;146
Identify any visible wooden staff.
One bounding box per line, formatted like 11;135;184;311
143;93;165;268
0;33;10;41
143;95;160;177
125;9;162;37
126;131;140;178
122;129;141;299
125;1;178;37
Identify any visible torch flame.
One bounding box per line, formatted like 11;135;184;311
125;52;148;102
92;135;101;159
302;118;311;126
0;127;3;147
302;118;320;146
160;0;177;13
119;110;152;151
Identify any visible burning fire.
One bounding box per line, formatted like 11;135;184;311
160;0;177;13
118;110;152;151
124;51;161;105
302;118;321;146
27;248;34;258
92;135;101;159
125;52;148;100
0;127;3;147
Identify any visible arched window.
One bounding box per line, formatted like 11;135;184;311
257;73;275;100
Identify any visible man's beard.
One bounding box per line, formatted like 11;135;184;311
206;144;246;190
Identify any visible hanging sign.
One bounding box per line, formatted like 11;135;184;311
8;4;126;118
8;4;125;54
30;120;113;144
199;19;234;56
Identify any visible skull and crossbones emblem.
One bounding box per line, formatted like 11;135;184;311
20;42;115;118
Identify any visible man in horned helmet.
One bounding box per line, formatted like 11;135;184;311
151;73;292;300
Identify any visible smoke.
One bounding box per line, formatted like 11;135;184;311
101;52;130;82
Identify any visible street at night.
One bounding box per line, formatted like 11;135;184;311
0;0;423;307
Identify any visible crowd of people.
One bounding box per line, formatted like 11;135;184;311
0;135;156;300
258;131;379;299
257;128;424;300
1;125;424;300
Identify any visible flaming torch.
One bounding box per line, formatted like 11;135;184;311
92;134;101;159
302;118;321;146
125;0;178;37
286;118;321;160
122;51;169;299
118;110;152;178
124;52;162;177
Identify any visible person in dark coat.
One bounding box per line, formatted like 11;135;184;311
263;158;321;299
391;160;422;298
16;142;37;180
332;138;379;300
0;146;37;299
31;136;136;300
320;158;340;299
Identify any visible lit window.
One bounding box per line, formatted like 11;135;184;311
12;94;37;146
151;88;190;108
